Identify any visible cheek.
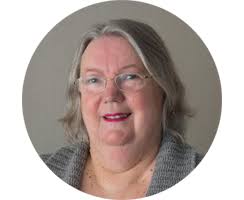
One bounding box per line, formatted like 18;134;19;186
81;95;100;128
130;88;163;129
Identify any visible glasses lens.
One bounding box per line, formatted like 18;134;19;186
116;73;144;92
81;76;105;93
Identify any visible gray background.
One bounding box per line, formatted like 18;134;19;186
22;1;221;154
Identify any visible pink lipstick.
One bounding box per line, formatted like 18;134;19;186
103;113;131;122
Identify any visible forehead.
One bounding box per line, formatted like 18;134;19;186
80;36;144;73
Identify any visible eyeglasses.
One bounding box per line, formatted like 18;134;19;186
76;72;152;94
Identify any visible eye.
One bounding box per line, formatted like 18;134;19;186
123;73;140;80
84;76;102;85
88;78;97;83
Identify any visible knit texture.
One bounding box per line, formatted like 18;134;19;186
41;131;203;196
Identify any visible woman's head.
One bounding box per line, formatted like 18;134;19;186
79;35;165;170
60;19;190;145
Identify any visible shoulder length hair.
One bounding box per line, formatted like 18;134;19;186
59;18;192;144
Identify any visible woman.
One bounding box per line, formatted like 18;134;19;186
41;19;202;199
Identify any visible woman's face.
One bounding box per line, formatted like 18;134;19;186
80;36;164;171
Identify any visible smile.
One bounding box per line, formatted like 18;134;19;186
103;113;131;122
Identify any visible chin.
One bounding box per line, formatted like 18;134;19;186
99;129;134;146
100;143;141;172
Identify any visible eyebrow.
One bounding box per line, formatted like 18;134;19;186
82;64;142;74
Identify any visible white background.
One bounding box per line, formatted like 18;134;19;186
1;0;244;199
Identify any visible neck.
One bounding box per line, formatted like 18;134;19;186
86;143;159;194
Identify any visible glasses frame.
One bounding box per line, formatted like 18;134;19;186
76;72;153;94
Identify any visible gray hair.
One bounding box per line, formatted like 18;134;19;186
60;18;192;144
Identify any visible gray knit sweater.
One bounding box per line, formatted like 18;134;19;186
41;132;203;196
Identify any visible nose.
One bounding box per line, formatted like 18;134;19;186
103;79;125;103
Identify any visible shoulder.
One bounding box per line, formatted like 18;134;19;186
39;142;89;179
40;144;80;163
170;141;203;168
159;130;204;168
147;131;204;195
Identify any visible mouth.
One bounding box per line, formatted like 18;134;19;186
103;113;132;122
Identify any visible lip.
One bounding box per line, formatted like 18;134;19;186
103;113;131;122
